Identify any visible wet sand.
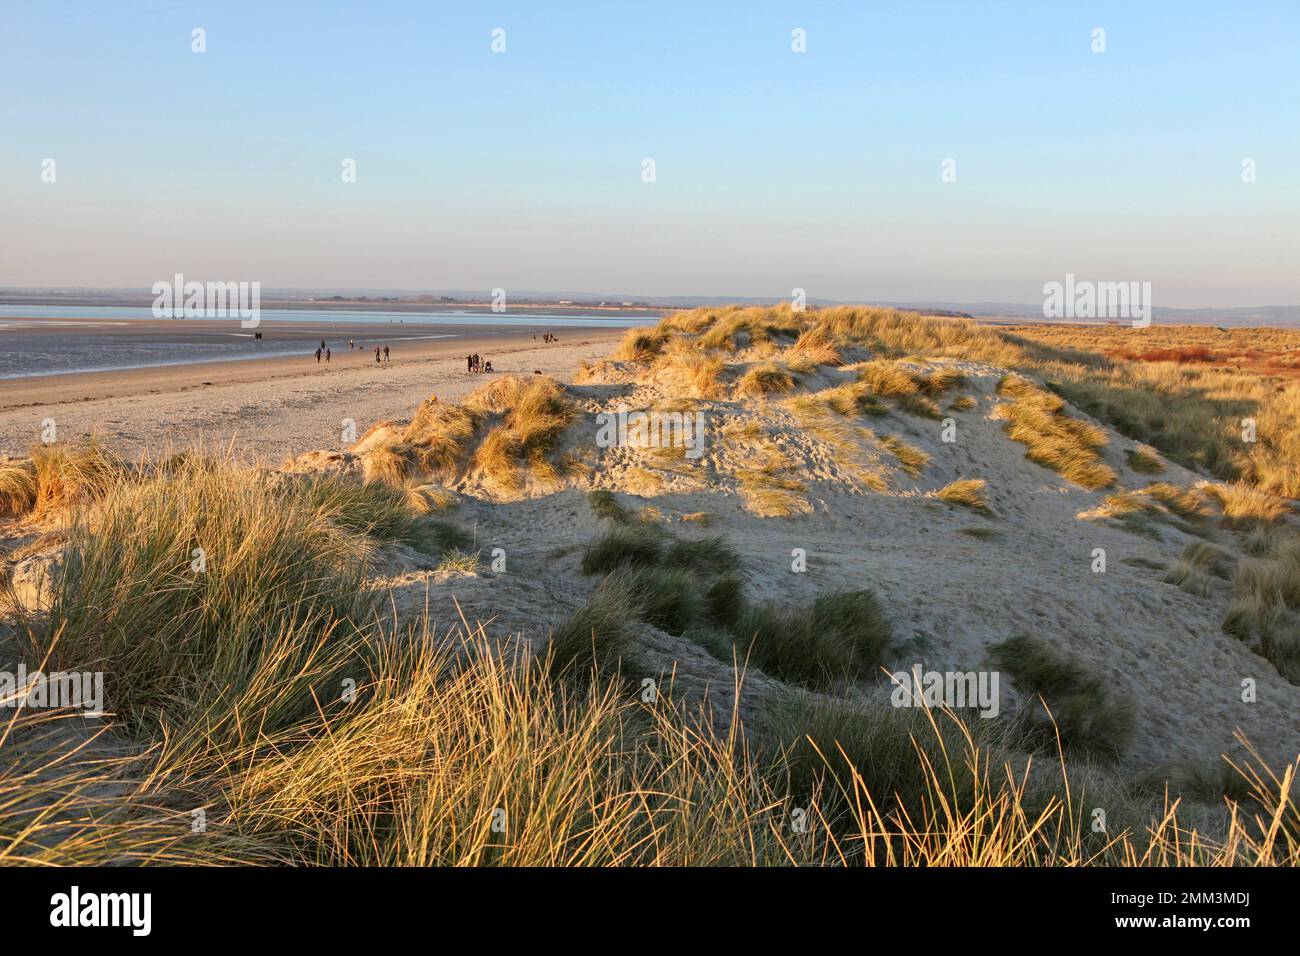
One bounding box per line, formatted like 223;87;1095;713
0;319;628;461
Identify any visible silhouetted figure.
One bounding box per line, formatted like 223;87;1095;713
326;348;331;363
315;348;322;363
383;345;390;364
374;346;381;365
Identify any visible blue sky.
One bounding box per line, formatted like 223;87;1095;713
1;1;1297;306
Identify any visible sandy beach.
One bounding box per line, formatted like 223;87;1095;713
0;319;626;461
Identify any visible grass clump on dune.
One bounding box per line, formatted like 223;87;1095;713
613;326;672;362
466;376;577;492
402;400;481;473
0;440;124;519
772;695;982;831
580;524;739;578
785;398;890;491
548;582;636;680
580;524;667;575
0;458;38;517
1221;530;1300;683
851;360;952;419
654;338;727;398
602;566;705;636
1163;541;1232;597
1200;481;1289;527
28;458;377;737
587;488;632;524
989;634;1137;761
359;377;575;495
693;306;804;352
787;326;842;366
1125;446;1165;475
878;434;930;477
736;590;891;689
565;525;745;670
736;362;796;399
935;478;989;511
995;375;1116;489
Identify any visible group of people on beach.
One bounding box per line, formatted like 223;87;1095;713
466;353;492;374
313;339;391;366
534;332;559;343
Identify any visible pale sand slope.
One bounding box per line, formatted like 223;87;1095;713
282;345;1300;775
0;329;624;461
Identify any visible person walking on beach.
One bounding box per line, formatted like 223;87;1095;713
325;347;331;363
466;354;473;373
383;345;390;364
315;347;322;363
349;338;354;350
374;346;381;365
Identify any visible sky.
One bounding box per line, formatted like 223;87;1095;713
1;0;1297;307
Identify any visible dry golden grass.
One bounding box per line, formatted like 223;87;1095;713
787;325;842;366
855;359;924;397
362;441;415;486
30;440;122;517
850;361;953;419
463;376;577;493
612;326;672;362
1005;324;1300;498
1142;482;1212;519
1086;482;1213;536
0;441;124;521
1201;481;1290;527
877;434;930;477
1222;529;1300;682
661;307;1300;499
735;362;796;399
934;478;989;511
402;399;481;472
406;482;457;514
654;338;727;399
1126;445;1165;475
0;458;37;517
996;375;1116;489
691;306;804;351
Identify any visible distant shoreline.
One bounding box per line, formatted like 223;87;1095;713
0;295;667;319
0;325;627;460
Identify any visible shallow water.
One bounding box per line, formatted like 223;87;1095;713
0;307;642;379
